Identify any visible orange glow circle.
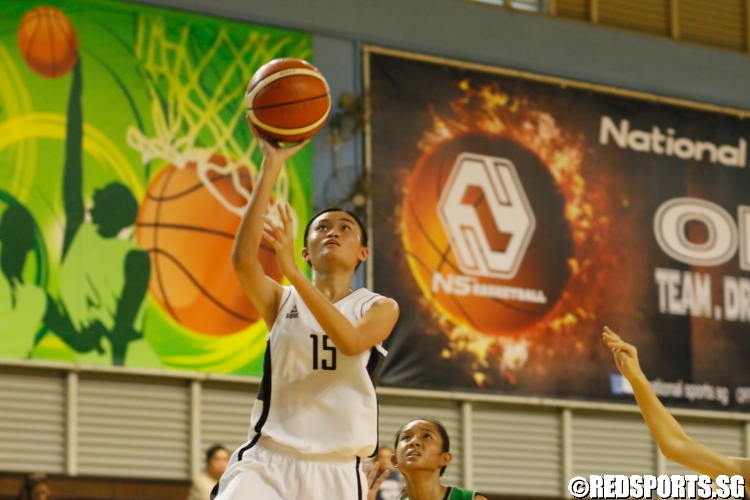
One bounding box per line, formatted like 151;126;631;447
401;133;573;336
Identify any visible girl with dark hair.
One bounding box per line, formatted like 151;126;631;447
369;418;487;500
212;128;399;500
189;444;229;500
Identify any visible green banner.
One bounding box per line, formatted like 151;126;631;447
0;0;313;375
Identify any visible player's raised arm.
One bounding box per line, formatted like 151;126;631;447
293;281;398;356
603;327;750;483
231;126;308;327
261;203;399;356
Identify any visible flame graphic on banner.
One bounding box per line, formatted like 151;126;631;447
411;79;615;385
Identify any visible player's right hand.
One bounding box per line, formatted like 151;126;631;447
248;122;309;167
602;326;645;382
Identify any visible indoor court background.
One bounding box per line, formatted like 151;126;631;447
3;0;750;499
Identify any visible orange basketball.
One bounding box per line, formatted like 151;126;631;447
17;6;78;79
245;58;331;143
136;156;283;335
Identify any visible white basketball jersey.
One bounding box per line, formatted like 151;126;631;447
247;286;387;459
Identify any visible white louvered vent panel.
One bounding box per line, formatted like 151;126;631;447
680;0;745;51
572;412;655;477
512;0;543;12
0;368;65;473
201;382;258;454
470;0;542;11
379;396;462;486
557;0;588;19
665;420;743;475
77;376;190;479
599;0;670;37
473;405;561;496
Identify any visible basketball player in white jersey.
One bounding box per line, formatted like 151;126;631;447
212;128;399;500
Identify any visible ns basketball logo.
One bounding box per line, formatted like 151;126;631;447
437;153;536;280
401;134;574;336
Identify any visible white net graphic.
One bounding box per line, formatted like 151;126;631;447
126;15;309;221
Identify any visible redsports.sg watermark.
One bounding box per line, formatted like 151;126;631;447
568;475;746;499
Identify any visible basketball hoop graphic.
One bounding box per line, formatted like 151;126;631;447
128;15;310;335
437;153;536;281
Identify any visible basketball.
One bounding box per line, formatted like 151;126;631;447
245;58;331;143
17;6;78;79
136;156;283;335
401;134;574;335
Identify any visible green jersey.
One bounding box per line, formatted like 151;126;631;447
405;486;478;500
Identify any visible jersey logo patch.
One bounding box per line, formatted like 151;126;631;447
286;305;299;319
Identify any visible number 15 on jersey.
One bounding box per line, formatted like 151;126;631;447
310;334;337;370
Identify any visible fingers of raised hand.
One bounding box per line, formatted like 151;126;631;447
276;203;295;236
261;227;278;246
288;138;310;155
248;123;282;152
277;202;291;226
364;463;378;485
373;470;389;489
602;326;621;340
263;215;282;234
607;340;632;355
284;203;293;224
294;139;310;153
608;338;635;352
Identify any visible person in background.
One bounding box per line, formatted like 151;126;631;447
368;446;403;500
189;444;230;500
16;473;50;500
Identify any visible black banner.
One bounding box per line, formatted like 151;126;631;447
369;48;750;410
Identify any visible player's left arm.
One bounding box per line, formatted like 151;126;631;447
262;203;399;356
290;275;398;356
475;495;488;500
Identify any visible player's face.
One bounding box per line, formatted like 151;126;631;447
303;212;368;271
394;420;451;474
207;448;230;480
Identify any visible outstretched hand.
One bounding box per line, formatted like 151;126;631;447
248;121;309;167
602;326;645;382
262;202;302;281
365;462;389;500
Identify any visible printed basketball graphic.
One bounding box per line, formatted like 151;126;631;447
137;158;282;335
402;134;574;334
18;6;78;79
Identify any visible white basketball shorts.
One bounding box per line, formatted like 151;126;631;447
212;436;367;500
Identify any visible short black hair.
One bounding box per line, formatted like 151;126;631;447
303;207;368;248
393;418;451;476
206;443;228;463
